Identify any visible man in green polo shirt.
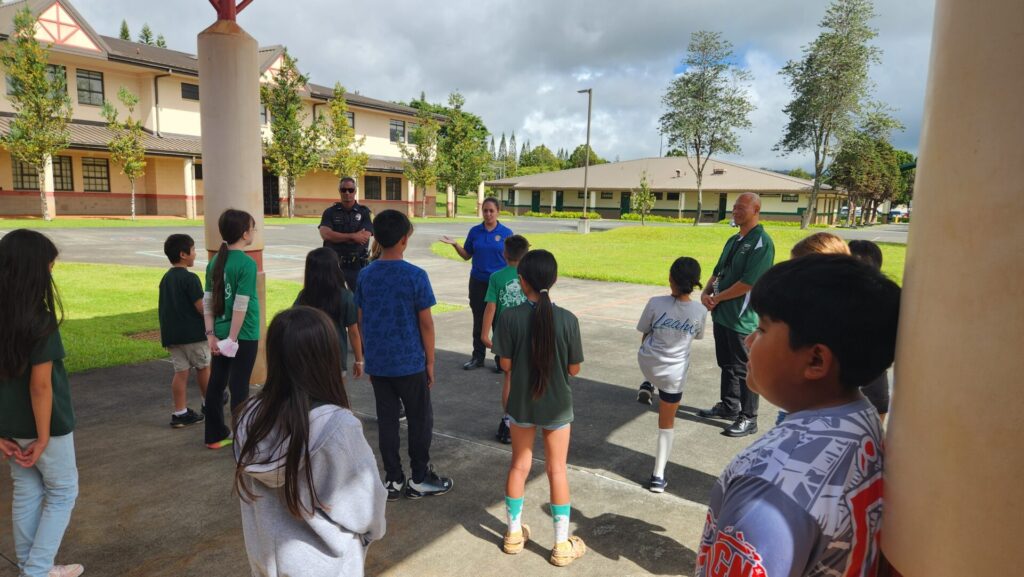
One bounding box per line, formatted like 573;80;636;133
698;192;775;437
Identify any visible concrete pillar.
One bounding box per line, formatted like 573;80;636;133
882;0;1023;574
550;189;556;213
477;181;485;218
406;179;416;216
278;175;289;217
446;184;454;217
197;20;267;384
41;155;56;220
183;158;197;220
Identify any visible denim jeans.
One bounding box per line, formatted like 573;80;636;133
9;433;79;577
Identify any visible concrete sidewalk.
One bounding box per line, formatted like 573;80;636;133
1;256;782;577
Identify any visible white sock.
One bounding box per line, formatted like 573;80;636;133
502;414;511;427
173;408;187;416
654;428;675;479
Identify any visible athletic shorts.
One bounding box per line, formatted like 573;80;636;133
658;389;683;404
167;341;211;372
507;414;570;431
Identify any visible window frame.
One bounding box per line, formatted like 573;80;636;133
180;82;199;101
52;155;73;191
81;157;111;192
76;68;104;106
385;177;402;201
364;175;382;200
666;192;680;201
345;111;355;128
389;119;406;143
12;159;39;190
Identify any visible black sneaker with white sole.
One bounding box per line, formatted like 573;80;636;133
648;475;667;493
384;477;405;502
405;465;453;499
637;381;655;405
170;408;205;428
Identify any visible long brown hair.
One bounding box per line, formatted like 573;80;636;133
212;209;254;316
296;248;346;322
0;230;63;379
518;249;558;399
233;306;350;519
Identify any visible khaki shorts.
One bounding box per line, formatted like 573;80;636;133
167;341;211;372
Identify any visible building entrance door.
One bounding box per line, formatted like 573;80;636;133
556;190;564;211
717;193;727;222
263;169;280;215
531;190;541;212
620;192;631;216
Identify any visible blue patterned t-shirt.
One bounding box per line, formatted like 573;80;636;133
355;259;436;377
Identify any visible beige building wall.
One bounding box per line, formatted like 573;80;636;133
154;77;202;136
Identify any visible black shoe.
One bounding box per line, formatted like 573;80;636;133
170;408;205;428
463;357;484;370
698;402;740;420
637;381;655;405
496;419;511;444
723;417;758;437
405;465;453;498
384;477;405;502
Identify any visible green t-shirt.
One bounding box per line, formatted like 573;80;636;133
159;267;206;347
492;302;584;427
711;224;775;334
205;250;261;341
294;288;358;370
0;323;75;439
484;265;527;318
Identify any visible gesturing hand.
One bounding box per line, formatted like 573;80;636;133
439;235;457;245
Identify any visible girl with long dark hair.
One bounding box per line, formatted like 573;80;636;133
491;249;586;567
0;230;83;577
234;306;386;576
203;209;260;449
295;248;364;377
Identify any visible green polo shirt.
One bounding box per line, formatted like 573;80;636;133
0;323;75;439
205;250;261;341
492;302;584;427
711;224;775;334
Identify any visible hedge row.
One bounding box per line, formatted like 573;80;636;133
521;211;602;220
621;213;695;224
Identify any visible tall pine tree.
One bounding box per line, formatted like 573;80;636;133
119;19;131;41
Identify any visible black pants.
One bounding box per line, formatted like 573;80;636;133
714;323;759;418
341;263;364;293
371;372;433;483
204;339;259;443
468;277;489;360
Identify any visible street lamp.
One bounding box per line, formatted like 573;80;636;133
577;88;592;234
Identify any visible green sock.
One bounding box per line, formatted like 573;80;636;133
551;503;570;543
505;496;524;533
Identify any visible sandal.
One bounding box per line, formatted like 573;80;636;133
549;535;586;567
503;524;530;555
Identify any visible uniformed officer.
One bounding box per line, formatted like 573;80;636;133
318;176;374;291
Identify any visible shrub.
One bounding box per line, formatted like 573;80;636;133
717;218;829;229
522;210;602;219
621;213;694;224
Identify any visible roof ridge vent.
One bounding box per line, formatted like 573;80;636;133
712;167;726;175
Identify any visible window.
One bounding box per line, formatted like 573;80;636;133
7;65;65;96
13;159;38;190
577;191;585;199
259;106;268;125
81;158;110;192
782;193;799;203
389;120;405;143
181;83;199;101
53;156;73;191
600;191;613;200
385;177;402;201
653;192;664;201
76;69;104;106
407;123;418;143
507;190;515;202
667;192;680;201
193;164;203;180
364;175;381;200
345;111;354;128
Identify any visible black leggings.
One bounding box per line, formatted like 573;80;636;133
468;277;489;360
204;339;259;443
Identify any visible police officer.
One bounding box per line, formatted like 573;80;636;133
319;177;374;291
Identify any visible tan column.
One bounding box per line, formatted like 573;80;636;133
550;189;556;213
477;181;485;217
41;155;56;220
406;179;416;216
446;184;454;218
183;158;197;220
882;0;1023;574
197;20;267;384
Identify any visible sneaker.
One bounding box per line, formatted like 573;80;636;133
550;536;587;567
170;408;205;428
405;465;453;499
496;419;512;444
384;477;405;502
503;524;530;555
697;402;740;420
49;565;84;577
637;381;655;405
206;438;233;450
648;475;667;493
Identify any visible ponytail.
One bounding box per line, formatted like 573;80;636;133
518;250;559;400
212;242;230;317
212;208;255;317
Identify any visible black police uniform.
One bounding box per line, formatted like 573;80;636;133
319;201;374;291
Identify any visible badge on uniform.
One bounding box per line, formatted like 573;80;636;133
355;214;362;221
494;234;501;242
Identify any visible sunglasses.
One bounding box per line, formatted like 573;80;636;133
340;188;356;193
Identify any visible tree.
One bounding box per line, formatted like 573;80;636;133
155;35;166;49
399;106;440;218
437;92;489;217
0;8;72;221
508;131;517;163
119;19;131;41
261;51;322;218
660;30;754;224
488;136;496;160
826;110;902;226
568;144;607;168
788;167;813;179
497;133;507;161
102;87;147;221
138;23;154;45
893;149;915;205
777;0;880;228
322;82;369;182
630;170;656;225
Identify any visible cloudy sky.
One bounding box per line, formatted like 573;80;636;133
77;0;935;172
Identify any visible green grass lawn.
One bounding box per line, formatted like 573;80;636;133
54;262;464;374
435;193;482;216
431;224;906;287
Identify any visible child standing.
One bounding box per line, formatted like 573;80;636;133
694;255;900;577
492;249;586;567
481;234;530;444
203;209;260;450
848;239;891;423
0;230;83;577
635;257;707;493
356;210;453;501
159;234;209;428
295;248;364;378
234;306;386;577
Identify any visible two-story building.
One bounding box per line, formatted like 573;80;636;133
0;0;438;218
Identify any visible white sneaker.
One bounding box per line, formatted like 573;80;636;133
49;565;84;577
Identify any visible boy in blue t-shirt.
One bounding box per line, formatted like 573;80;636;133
356;210;453;502
694;255;900;577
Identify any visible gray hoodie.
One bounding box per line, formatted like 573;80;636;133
236;403;387;577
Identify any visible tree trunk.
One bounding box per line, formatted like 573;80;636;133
288;177;296;219
130;178;136;221
693;181;703;226
802;167;822;229
36;167;51;222
421;186;427;218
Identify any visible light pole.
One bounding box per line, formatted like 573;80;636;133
577;88;592;234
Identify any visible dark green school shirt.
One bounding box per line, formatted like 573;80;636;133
492;302;584;427
0;324;75;439
205;250;261;341
711;224;775;335
159;267;206;347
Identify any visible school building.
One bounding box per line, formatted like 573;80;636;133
485;157;848;223
0;0;439;218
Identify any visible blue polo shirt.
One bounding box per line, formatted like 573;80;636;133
464;221;513;282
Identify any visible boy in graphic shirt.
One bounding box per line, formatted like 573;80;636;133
695;255;900;577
